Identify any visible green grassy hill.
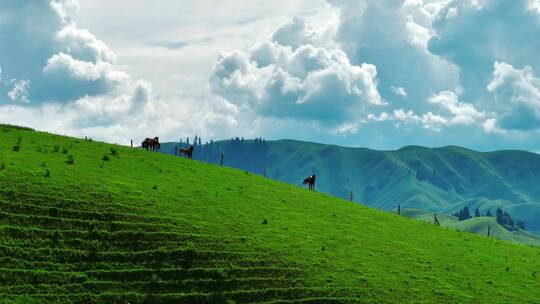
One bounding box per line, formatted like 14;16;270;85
160;140;540;233
1;125;540;303
400;208;540;247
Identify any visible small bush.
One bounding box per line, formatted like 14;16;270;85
62;148;69;154
66;155;75;165
53;145;59;153
262;219;268;225
110;147;118;156
44;169;50;178
0;162;5;170
152;185;158;190
12;145;20;152
102;155;110;161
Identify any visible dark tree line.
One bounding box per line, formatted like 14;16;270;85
453;206;525;231
175;136;270;175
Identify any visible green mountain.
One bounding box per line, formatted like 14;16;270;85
161;139;540;233
2;125;540;303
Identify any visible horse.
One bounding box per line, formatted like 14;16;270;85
179;145;194;159
303;174;316;191
141;137;160;151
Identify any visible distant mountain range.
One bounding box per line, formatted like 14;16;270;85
160;139;540;234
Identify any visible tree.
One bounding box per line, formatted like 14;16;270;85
474;207;481;217
462;206;471;220
517;221;526;230
485;210;492;217
496;208;504;225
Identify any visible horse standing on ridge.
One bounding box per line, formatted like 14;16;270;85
142;137;160;151
179;145;194;159
303;174;316;191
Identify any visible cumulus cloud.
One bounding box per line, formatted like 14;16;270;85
428;90;485;125
0;0;239;143
328;0;460;112
429;0;540;101
0;0;125;103
487;61;540;131
210;38;384;127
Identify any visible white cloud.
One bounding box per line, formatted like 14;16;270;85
328;0;460;114
211;36;384;127
0;0;240;144
429;0;540;101
428;90;485;125
527;0;540;14
7;80;31;103
368;108;448;131
487;61;540;131
390;86;407;98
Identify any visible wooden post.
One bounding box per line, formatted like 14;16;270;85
350;190;354;202
487;225;491;237
130;140;133;148
397;205;401;216
263;167;267;177
220;153;224;166
434;213;440;226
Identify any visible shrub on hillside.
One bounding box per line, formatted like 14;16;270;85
66;155;75;165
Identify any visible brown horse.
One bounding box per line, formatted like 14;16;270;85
179;145;194;159
303;174;316;191
142;137;160;151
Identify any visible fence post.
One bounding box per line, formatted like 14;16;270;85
220;153;224;166
130;139;133;148
397;205;401;216
487;225;491;237
350;190;354;202
434;213;440;226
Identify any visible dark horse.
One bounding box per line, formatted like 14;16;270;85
303;174;316;191
142;137;160;151
179;145;194;159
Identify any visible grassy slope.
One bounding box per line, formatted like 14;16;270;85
161;140;540;231
1;126;540;303
400;208;540;247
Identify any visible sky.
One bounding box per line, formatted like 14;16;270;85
1;0;540;151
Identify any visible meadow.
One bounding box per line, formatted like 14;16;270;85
1;125;539;303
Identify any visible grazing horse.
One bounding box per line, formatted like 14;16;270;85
179;145;194;159
142;137;160;151
303;174;316;191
